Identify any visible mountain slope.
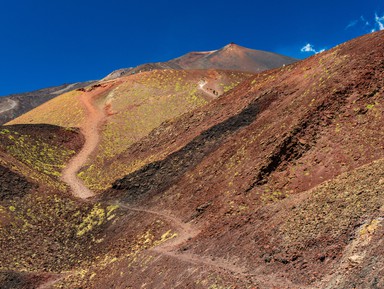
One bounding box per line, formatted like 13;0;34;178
0;43;293;125
0;82;94;125
1;43;291;126
8;69;251;191
169;43;297;71
93;31;383;288
103;43;297;80
1;31;383;288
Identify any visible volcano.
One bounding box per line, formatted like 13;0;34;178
1;31;383;288
103;43;297;79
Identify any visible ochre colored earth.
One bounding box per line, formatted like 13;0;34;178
0;31;384;288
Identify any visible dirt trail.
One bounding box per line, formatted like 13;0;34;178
198;80;218;98
116;203;306;287
116;203;252;278
61;84;112;199
117;203;199;248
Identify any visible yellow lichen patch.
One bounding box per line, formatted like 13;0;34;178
0;129;77;191
141;230;155;246
76;203;118;237
223;81;241;93
0;128;10;135
4;132;75;178
106;204;119;221
261;190;288;204
359;218;382;238
153;230;178;246
89;272;97;280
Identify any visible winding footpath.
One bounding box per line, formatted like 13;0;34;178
117;203;200;250
198;80;218;99
114;204;304;287
116;203;253;279
61;84;112;199
61;80;213;199
57;82;295;287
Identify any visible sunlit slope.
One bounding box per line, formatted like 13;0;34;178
96;31;384;288
82;69;250;190
104;43;297;80
0;81;95;125
7;90;86;128
1;30;384;289
8;69;251;190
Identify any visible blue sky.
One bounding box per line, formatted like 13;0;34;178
0;0;383;96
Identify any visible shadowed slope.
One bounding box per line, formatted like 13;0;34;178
9;69;250;191
1;31;384;289
0;124;84;191
94;31;384;288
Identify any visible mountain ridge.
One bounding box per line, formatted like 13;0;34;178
0;81;95;125
103;43;297;80
1;43;295;125
1;31;383;288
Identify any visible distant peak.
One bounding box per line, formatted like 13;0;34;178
223;42;244;50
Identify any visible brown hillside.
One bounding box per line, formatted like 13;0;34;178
0;124;84;191
0;31;383;288
8;69;251;192
0;82;94;125
96;31;384;288
103;43;297;80
170;43;297;72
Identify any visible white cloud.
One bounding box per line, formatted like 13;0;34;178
301;43;315;53
301;12;383;56
375;13;384;30
301;43;325;54
346;20;358;29
347;13;384;33
346;16;371;30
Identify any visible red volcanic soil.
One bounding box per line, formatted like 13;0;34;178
101;31;384;288
61;83;118;199
1;31;384;288
103;43;297;80
0;165;36;202
169;43;297;72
